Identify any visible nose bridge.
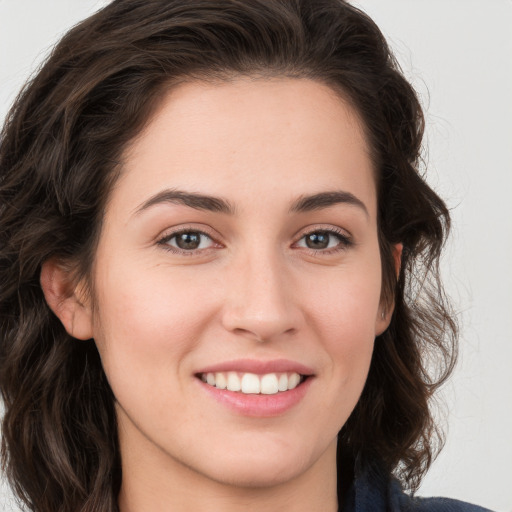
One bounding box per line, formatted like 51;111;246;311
222;242;300;341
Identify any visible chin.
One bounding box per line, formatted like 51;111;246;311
206;460;308;489
191;439;329;490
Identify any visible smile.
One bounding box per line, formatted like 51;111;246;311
200;371;304;394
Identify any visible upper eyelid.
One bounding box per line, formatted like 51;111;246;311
292;227;355;254
157;224;219;242
155;224;353;249
293;224;352;241
158;225;349;237
163;230;213;242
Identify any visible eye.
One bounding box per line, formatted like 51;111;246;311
159;230;215;252
295;229;351;252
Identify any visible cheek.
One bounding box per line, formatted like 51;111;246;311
91;262;216;388
304;257;382;375
312;259;382;326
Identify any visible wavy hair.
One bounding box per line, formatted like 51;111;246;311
0;1;457;510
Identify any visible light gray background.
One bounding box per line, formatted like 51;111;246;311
1;1;511;511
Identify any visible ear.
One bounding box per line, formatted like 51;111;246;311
40;259;94;340
375;243;403;336
392;242;403;278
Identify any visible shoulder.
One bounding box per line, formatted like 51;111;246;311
345;457;494;512
400;495;493;512
389;477;494;512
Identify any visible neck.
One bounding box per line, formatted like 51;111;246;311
117;430;339;512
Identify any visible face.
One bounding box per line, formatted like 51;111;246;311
76;79;390;489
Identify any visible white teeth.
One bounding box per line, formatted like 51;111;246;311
261;373;279;395
227;371;241;392
241;373;260;394
201;371;304;394
278;373;288;392
215;372;227;389
288;372;301;390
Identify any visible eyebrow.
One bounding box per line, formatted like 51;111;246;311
134;189;236;216
290;191;369;217
133;188;368;217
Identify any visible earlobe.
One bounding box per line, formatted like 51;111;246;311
375;309;390;337
40;259;94;340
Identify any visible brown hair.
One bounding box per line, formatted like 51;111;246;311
0;1;457;510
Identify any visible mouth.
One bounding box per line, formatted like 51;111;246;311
198;371;308;395
195;360;314;416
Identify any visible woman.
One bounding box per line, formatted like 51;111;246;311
0;1;493;511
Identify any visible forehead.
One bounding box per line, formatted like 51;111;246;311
115;77;376;217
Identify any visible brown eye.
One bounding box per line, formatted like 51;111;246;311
163;231;214;251
304;232;330;249
296;229;351;252
176;232;201;250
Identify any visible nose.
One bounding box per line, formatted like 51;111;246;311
221;250;302;342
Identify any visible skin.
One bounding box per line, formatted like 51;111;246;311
42;78;398;512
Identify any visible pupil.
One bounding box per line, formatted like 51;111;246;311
306;232;329;249
176;232;200;250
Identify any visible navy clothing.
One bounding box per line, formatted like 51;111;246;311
343;458;493;512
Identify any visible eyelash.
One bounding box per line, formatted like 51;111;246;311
157;228;218;255
157;227;353;256
294;227;353;254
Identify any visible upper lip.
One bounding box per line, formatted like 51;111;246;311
196;358;315;376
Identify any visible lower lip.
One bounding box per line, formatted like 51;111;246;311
197;377;313;417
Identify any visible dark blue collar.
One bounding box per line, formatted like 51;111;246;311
341;456;492;512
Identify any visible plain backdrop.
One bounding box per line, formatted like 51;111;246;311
1;1;511;511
